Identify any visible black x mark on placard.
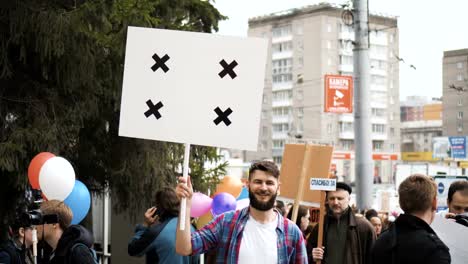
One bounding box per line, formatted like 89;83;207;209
218;59;238;79
144;100;164;119
213;107;233;126
151;53;170;73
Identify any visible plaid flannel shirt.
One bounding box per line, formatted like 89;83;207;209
191;207;308;263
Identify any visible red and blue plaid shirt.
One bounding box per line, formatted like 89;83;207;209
191;207;308;263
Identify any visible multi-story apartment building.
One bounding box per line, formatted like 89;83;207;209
443;49;468;136
226;3;400;183
400;96;442;162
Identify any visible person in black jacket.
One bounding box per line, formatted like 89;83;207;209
0;222;34;264
36;200;96;264
372;174;451;264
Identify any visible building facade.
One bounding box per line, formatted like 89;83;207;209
228;3;401;183
400;96;442;162
443;49;468;136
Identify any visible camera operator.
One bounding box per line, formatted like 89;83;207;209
36;200;96;264
445;180;468;219
0;220;34;264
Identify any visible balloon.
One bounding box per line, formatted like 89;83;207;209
212;192;236;216
28;152;55;189
236;198;250;210
64;180;91;225
237;187;249;200
191;192;213;217
196;211;213;230
39;157;76;200
215;176;243;198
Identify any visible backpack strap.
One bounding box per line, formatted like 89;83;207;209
69;243;98;264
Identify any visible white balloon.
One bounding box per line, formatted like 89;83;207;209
39;157;76;201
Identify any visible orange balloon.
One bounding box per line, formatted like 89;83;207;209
28;152;55;189
196;211;213;230
215;176;243;198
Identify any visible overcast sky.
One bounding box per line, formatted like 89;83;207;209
213;0;468;100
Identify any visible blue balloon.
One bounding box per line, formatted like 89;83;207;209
64;180;91;225
237;187;249;200
212;192;236;216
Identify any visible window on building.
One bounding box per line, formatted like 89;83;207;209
327;123;333;134
458;122;463;132
457;62;463;69
389;33;394;43
273;156;282;164
372;124;386;134
272;25;292;38
296;90;304;100
390;127;395;136
340;55;353;65
298;117;304;132
295;24;303;35
272;90;292;101
340;122;353;132
297;107;304;117
273;140;285;148
457;73;464;81
263;94;268;103
373;141;384;150
341;140;354;150
458;111;464;119
297;57;304;68
390;96;395;105
272;41;293;53
458;98;463;106
272;58;293;74
261;140;268;151
389;112;394;121
261;110;267;119
327;23;332;33
262;126;268;136
327;40;332;49
390;143;395;151
371;108;386;117
328;58;332;66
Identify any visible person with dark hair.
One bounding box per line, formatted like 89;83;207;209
175;160;307;263
372;174;451;264
128;187;198;264
287;205;310;234
0;221;34;264
309;182;375;264
275;200;287;216
364;209;378;221
446;180;468;218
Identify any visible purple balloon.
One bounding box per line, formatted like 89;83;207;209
212;192;236;216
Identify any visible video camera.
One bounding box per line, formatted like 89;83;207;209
454;213;468;227
16;189;59;227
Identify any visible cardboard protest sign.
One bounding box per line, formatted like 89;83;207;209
119;26;268;150
279;144;334;203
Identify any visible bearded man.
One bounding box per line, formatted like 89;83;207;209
175;160;307;264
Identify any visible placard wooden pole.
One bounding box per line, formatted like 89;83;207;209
291;144;311;223
316;191;327;264
179;143;191;230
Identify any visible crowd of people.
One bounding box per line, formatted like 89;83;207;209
1;160;467;263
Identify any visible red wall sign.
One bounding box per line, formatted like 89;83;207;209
324;75;353;113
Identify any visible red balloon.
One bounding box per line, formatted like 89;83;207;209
28;152;55;189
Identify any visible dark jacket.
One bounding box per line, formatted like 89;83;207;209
308;208;376;264
371;214;451;264
48;225;96;264
0;239;33;264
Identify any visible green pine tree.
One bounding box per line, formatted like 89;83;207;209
0;0;227;241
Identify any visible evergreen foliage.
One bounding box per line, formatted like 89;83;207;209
0;0;227;240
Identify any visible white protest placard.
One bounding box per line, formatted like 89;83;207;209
431;215;468;264
119;26;268;150
310;178;337;191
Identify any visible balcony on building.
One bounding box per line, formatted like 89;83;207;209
371;133;388;141
272;98;292;108
272;131;288;140
272;82;293;91
339;114;354;123
339;131;354;139
339;64;353;72
272;147;284;157
272;35;293;44
272;50;293;60
272;115;292;124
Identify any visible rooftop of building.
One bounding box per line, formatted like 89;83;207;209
248;2;397;25
444;48;468;58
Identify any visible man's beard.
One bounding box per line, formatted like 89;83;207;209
249;189;277;211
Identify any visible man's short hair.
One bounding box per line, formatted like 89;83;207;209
248;160;279;180
448;180;468;203
155;187;180;220
399;174;437;214
40;200;73;230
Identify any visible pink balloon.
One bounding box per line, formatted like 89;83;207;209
191;192;213;217
236;198;250;210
